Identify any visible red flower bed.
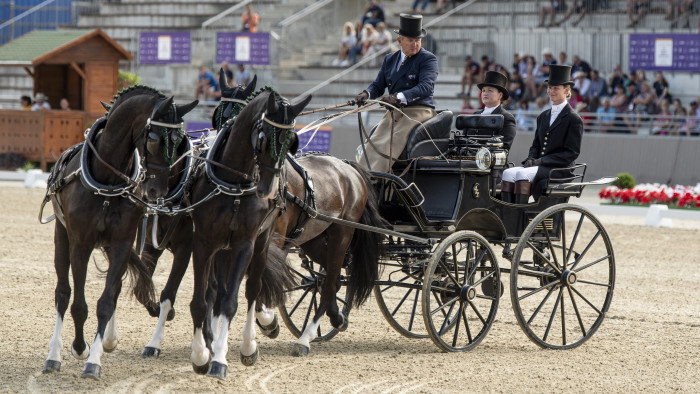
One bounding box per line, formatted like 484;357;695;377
599;184;700;208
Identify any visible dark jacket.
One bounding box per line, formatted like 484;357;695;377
527;102;583;184
366;47;438;109
474;105;516;151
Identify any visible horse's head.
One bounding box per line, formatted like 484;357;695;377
141;96;198;202
248;90;312;199
212;69;257;130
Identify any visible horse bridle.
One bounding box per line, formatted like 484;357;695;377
252;99;296;177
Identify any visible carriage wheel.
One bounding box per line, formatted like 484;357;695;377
511;204;615;349
421;231;500;352
373;259;428;339
278;250;350;342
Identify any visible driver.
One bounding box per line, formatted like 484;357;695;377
501;64;582;204
355;13;438;172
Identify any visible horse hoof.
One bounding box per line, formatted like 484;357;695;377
240;349;259;366
192;360;210;375
332;314;349;332
167;307;176;321
141;346;161;358
42;360;61;373
257;315;280;339
206;361;227;380
291;343;309;357
81;363;101;380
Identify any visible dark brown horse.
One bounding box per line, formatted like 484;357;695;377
139;71;258;358
272;155;386;357
187;87;311;379
41;86;197;379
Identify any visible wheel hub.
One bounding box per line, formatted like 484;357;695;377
459;285;477;301
563;270;577;285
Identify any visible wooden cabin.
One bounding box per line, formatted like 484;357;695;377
0;29;133;170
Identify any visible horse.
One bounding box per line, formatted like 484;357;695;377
40;86;198;379
139;70;258;358
187;87;311;379
271;155;386;357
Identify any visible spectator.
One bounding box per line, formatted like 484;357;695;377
573;71;591;98
460;97;477;114
31;92;51;111
555;0;600;27
609;64;627;92
360;24;379;58
610;85;630;133
361;0;385;26
508;72;525;101
241;4;260;32
522;56;539;101
682;101;700;135
672;98;683;113
535;95;551;111
536;48;557;94
458;55;481;97
516;52;528;77
332;22;357;67
675;106;689;136
479;55;492;83
587;70;608;100
596;97;616;132
194;66;221;101
365;22;393;66
512;52;521;75
221;61;234;84
59;98;71;111
569;87;584;110
20;95;31;110
558;51;571;66
412;0;446;14
236;64;251;85
652;100;674;135
515;100;535;131
653;71;672;106
538;0;568;27
571;55;591;77
636;69;648;83
627;0;650;28
347;21;365;65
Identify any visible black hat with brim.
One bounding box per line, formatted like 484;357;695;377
544;64;575;87
394;14;426;39
477;71;509;101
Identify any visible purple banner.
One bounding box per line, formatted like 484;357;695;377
217;32;270;65
296;128;331;154
629;33;700;72
139;32;191;64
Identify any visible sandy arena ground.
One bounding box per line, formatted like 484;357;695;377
1;184;698;393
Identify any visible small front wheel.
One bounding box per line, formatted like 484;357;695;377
422;231;500;352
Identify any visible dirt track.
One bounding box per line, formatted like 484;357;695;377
1;184;699;393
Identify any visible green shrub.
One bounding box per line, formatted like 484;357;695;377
118;70;141;89
612;172;635;189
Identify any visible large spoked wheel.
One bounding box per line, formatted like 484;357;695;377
279;251;350;342
422;231;500;352
511;204;615;349
374;260;428;339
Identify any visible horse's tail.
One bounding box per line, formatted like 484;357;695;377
257;235;295;308
127;249;157;312
346;161;388;309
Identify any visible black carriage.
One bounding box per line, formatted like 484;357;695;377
280;110;616;352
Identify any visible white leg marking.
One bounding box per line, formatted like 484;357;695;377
211;314;221;342
46;312;63;363
294;316;321;350
102;312;118;351
145;300;171;350
255;303;275;326
190;328;209;366
85;334;104;366
240;301;258;357
211;316;230;365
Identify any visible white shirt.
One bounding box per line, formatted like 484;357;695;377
549;101;567;126
482;105;499;115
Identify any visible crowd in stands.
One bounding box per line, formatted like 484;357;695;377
538;0;698;28
459;50;700;136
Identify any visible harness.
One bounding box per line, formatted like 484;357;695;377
284;153;317;242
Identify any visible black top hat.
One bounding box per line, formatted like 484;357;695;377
544;64;575;87
394;14;426;39
477;71;509;101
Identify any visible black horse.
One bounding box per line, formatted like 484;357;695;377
139;71;258;358
41;86;197;379
188;87;311;379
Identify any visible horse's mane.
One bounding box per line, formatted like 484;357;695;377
244;85;279;105
105;85;165;117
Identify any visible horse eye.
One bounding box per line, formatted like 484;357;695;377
148;131;160;141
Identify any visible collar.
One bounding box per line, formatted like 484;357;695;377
482;105;499;114
398;51;407;68
551;101;567;113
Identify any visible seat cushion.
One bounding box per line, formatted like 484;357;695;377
402;110;453;159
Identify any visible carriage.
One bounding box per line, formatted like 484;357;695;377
279;109;616;352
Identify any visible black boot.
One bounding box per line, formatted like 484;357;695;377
515;193;530;204
500;191;513;203
514;180;532;204
500;181;515;203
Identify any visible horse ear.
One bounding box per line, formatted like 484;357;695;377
267;90;278;114
155;96;175;117
244;74;257;94
100;101;111;111
290;95;312;118
219;68;228;89
176;100;199;118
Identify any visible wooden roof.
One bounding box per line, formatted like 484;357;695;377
0;29;132;66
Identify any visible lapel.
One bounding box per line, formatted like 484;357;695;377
391;50;416;85
548;103;571;131
492;105;502;114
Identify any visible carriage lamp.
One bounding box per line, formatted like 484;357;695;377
493;151;507;167
475;147;492;170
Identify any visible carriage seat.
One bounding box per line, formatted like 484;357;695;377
455;114;504;136
402;110;453;159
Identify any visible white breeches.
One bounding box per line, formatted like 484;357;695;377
503;166;539;183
